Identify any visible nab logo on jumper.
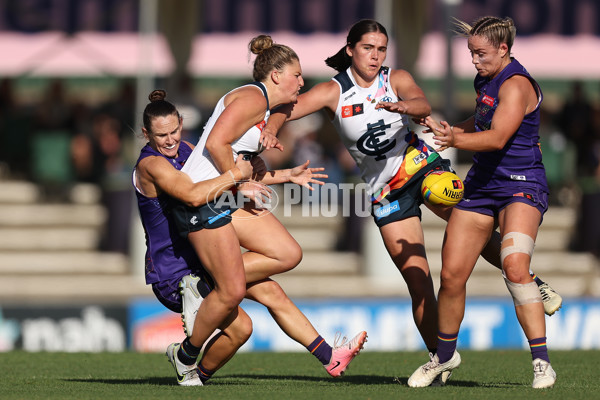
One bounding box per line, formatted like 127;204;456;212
342;103;364;118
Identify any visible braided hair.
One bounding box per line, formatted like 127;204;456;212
455;16;517;53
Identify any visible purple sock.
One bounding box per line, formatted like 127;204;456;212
306;335;333;365
529;337;550;363
197;362;214;384
436;331;458;364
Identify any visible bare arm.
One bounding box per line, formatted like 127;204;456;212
205;87;267;173
267;81;340;129
254;159;328;189
136;155;252;207
375;69;431;118
428;75;536;152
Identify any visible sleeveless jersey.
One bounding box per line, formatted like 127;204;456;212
133;142;201;285
467;58;549;191
182;82;269;182
331;66;439;199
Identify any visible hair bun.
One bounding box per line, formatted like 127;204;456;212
148;89;167;102
249;35;274;55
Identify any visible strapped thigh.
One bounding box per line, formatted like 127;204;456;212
500;231;535;265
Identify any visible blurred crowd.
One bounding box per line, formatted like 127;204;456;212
0;78;599;258
555;81;600;258
0;78;136;254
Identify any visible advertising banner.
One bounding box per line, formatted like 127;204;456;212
129;297;600;352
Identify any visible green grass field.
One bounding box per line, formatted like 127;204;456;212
1;350;597;399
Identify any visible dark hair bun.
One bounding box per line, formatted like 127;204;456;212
148;89;167;102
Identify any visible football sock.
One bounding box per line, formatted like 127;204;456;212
178;338;201;365
530;273;544;286
529;337;550;363
427;347;437;355
436;331;458;364
197;363;214;384
306;335;333;365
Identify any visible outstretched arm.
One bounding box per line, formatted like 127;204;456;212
137;155;253;207
426;76;535;152
252;157;328;190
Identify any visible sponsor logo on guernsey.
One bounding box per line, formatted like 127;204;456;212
208;209;231;224
510;175;527;181
344;92;356;101
412;152;427;165
481;94;495;107
255;120;266;131
341;103;364;118
374;200;400;219
189;216;198;225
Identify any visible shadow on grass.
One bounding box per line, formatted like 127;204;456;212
64;377;177;386
65;375;525;388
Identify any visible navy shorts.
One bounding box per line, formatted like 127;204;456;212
372;158;453;227
455;182;549;221
152;271;214;313
170;195;237;239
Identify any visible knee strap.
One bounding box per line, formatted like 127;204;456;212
504;277;542;306
500;232;535;266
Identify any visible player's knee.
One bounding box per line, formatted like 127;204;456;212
502;262;530;283
234;313;253;345
439;266;466;291
500;231;535;283
259;280;288;303
277;240;303;272
218;283;247;310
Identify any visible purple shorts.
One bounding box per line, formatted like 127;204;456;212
152;272;213;313
455;182;548;221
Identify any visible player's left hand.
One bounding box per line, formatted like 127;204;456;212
375;101;409;114
426;117;454;152
259;128;284;152
289;160;328;190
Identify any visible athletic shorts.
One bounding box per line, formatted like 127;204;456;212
371;158;453;228
455;182;549;221
170;195;237;239
152;271;214;313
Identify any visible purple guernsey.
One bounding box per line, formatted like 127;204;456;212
133;142;202;284
466;58;549;192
